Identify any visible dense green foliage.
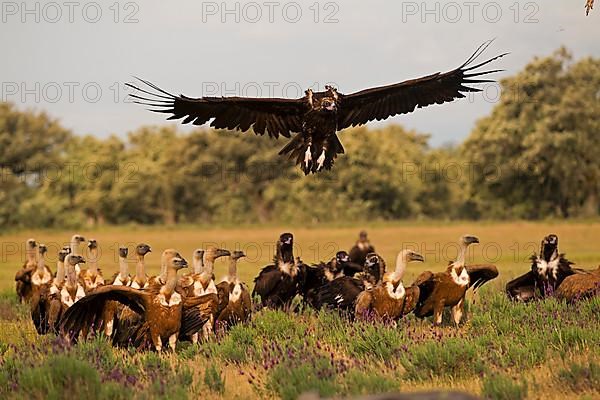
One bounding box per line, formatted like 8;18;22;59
1;49;598;228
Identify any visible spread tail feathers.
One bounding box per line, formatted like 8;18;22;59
279;134;344;175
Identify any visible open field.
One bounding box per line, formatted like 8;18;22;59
1;221;600;399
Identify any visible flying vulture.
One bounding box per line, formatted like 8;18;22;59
586;0;594;15
127;41;506;174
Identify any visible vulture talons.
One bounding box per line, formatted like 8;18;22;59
304;146;312;168
316;150;326;171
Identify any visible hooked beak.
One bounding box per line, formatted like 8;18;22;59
216;249;231;258
411;253;425;262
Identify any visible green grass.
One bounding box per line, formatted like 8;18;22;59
1;222;600;399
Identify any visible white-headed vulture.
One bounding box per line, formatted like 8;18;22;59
216;251;252;329
48;254;87;336
69;234;86;275
348;230;376;265
253;233;303;308
47;249;70;334
15;238;38;303
127;41;506;174
110;246;131;286
61;255;216;351
355;250;424;322
412;235;498;325
506;234;575;301
80;239;105;294
180;246;230;341
315;252;386;315
130;243;152;289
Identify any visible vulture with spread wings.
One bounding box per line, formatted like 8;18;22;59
128;41;506;175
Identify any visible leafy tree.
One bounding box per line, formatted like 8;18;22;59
462;48;600;218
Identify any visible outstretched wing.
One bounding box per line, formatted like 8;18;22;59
337;40;507;129
586;0;594;15
126;79;306;139
466;264;499;291
61;285;148;338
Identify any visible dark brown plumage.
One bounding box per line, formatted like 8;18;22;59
127;41;505;174
314;252;386;315
253;233;303;308
506;234;575;301
301;251;362;307
413;235;498;325
355;250;424;322
48;254;87;335
348;231;376;265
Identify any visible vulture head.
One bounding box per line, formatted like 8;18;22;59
67;254;86;267
193;248;205;260
62;245;71;254
58;249;69;262
38;244;48;256
309;87;339;113
364;252;385;283
170;257;188;270
136;243;152;257
404;250;425;263
540;234;559;262
461;235;480;246
335;251;350;265
232;250;246;261
26;238;37;249
87;239;98;250
359;230;368;241
119;247;129;259
72;234;86;244
204;247;231;262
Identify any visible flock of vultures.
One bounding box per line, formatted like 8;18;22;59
13;232;600;352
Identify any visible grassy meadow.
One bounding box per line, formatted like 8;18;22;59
1;221;600;399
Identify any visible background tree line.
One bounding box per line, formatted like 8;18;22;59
1;48;599;229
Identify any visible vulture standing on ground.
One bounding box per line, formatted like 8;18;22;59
47;249;70;333
253;233;303;308
15;238;38;303
62;255;214;351
315;252;386;315
355;250;424;322
127;41;506;174
413;235;498;325
301;251;362;307
506;234;575;301
348;231;376;265
216;251;252;328
50;254;87;337
102;246;133;337
30;244;53;334
80;239;105;293
180;246;230;341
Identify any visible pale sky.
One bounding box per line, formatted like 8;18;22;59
1;0;598;146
